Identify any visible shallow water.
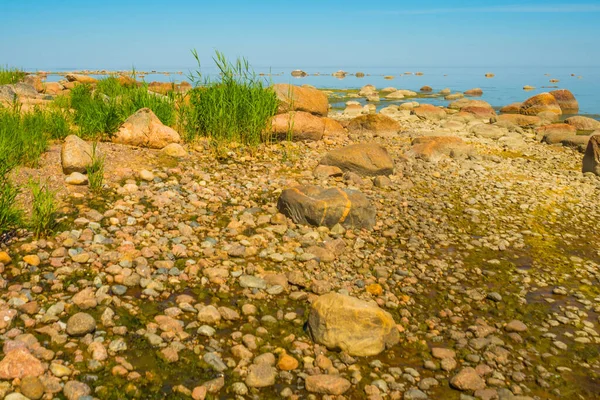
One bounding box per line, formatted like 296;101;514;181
36;66;600;117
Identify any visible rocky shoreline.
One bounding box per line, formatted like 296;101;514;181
0;79;599;400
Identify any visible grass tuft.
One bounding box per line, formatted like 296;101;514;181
0;66;26;85
180;50;278;146
86;142;105;192
29;179;58;238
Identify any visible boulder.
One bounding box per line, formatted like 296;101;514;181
407;136;473;161
496;114;541;128
65;74;97;84
464;88;483;96
412;104;447;120
561;135;589;152
445;93;464;100
355;72;365;78
323;117;346;136
291;70;307;77
537;111;560;124
305;375;351;395
113;108;181;149
320;143;394;176
272;84;328;117
0;348;44;379
61;135;101;174
44;82;64;95
583;135;600;175
277;185;376;229
499;102;522;114
565;116;600;132
358;84;376;96
420;85;433;92
461;106;496;118
384;91;405;99
347;114;401;137
537;123;576;139
24;75;44;93
307;292;399;356
270;111;325;141
519;93;562;116
448;99;492;111
549;89;578;114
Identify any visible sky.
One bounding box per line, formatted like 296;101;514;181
1;0;599;70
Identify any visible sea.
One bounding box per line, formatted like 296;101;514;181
37;66;600;118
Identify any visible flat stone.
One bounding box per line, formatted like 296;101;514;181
245;364;276;388
305;374;351;395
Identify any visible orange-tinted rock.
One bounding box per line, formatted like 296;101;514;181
272;84;328;117
24;75;44;93
499;102;522;114
536;123;576;138
65;74;97;84
461;106;496;118
117;75;139;87
420;85;433;92
0;348;44;379
549;89;578;114
347;114;401;137
448;99;492;110
113;108;181;149
464;88;483;96
496;114;541;128
412;104;447;120
44;82;64;95
148;81;176;95
565;116;600;131
320;143;394;176
323;117;346;136
408;136;473;161
270;111;325;141
519;93;562;116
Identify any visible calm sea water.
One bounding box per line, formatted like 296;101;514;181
39;66;600;117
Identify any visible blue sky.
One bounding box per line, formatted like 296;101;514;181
1;0;599;69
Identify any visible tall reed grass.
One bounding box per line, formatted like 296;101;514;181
0;66;26;85
180;50;278;146
29;179;58;238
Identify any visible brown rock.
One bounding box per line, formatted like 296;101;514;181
21;376;45;399
24;75;44;93
347;114;401;137
270;111;325;141
464;88;483;96
65;74;97;84
537;123;576;139
565;116;600;132
61;135;100;175
448;99;492;110
450;367;486;392
496;114;541;128
113;108;181;149
307;292;399;356
519;93;562;116
272;83;328;117
148;81;176;94
412;104;447;120
549;89;578;114
0;348;44;379
245;364;276;388
313;165;343;179
561;135;590;152
583;135;600;175
407;136;473;161
277;185;375;230
462;106;496;118
420;85;433;92
319;143;394;176
305;375;351;395
323;117;346;136
499;102;522;114
44;82;64;95
277;354;299;371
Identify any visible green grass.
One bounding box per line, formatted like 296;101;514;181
86;142;105;192
29;179;58;238
179;50;278;146
67;78;176;138
0;163;22;236
0;66;26;85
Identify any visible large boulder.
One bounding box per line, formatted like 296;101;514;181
519;93;562;116
65;74;98;84
582;135;600;175
277;185;375;229
346;114;401;137
320;143;394;176
448;99;492;110
307;292;399;357
291;70;307;77
464;88;483;96
412;104;447;121
323;117;346;136
24;75;44;93
549;89;578;114
0;83;38;103
499;102;522;114
537;123;577;141
272;84;328;117
565;116;600;132
113;108;181;149
44;82;64;95
461;106;496;118
270;111;324;141
407;136;473;162
61;135;101;174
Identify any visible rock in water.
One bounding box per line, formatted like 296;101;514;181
549;89;579;114
61;135;100;174
307;292;399;356
270;111;325;141
66;312;97;336
277;185;375;230
519;93;562;116
565;116;600;132
272;84;328;117
346;114;401;137
319;143;394;176
66;74;98;84
113;108;181;149
583;135;600;176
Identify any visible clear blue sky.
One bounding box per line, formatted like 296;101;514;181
1;0;599;70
